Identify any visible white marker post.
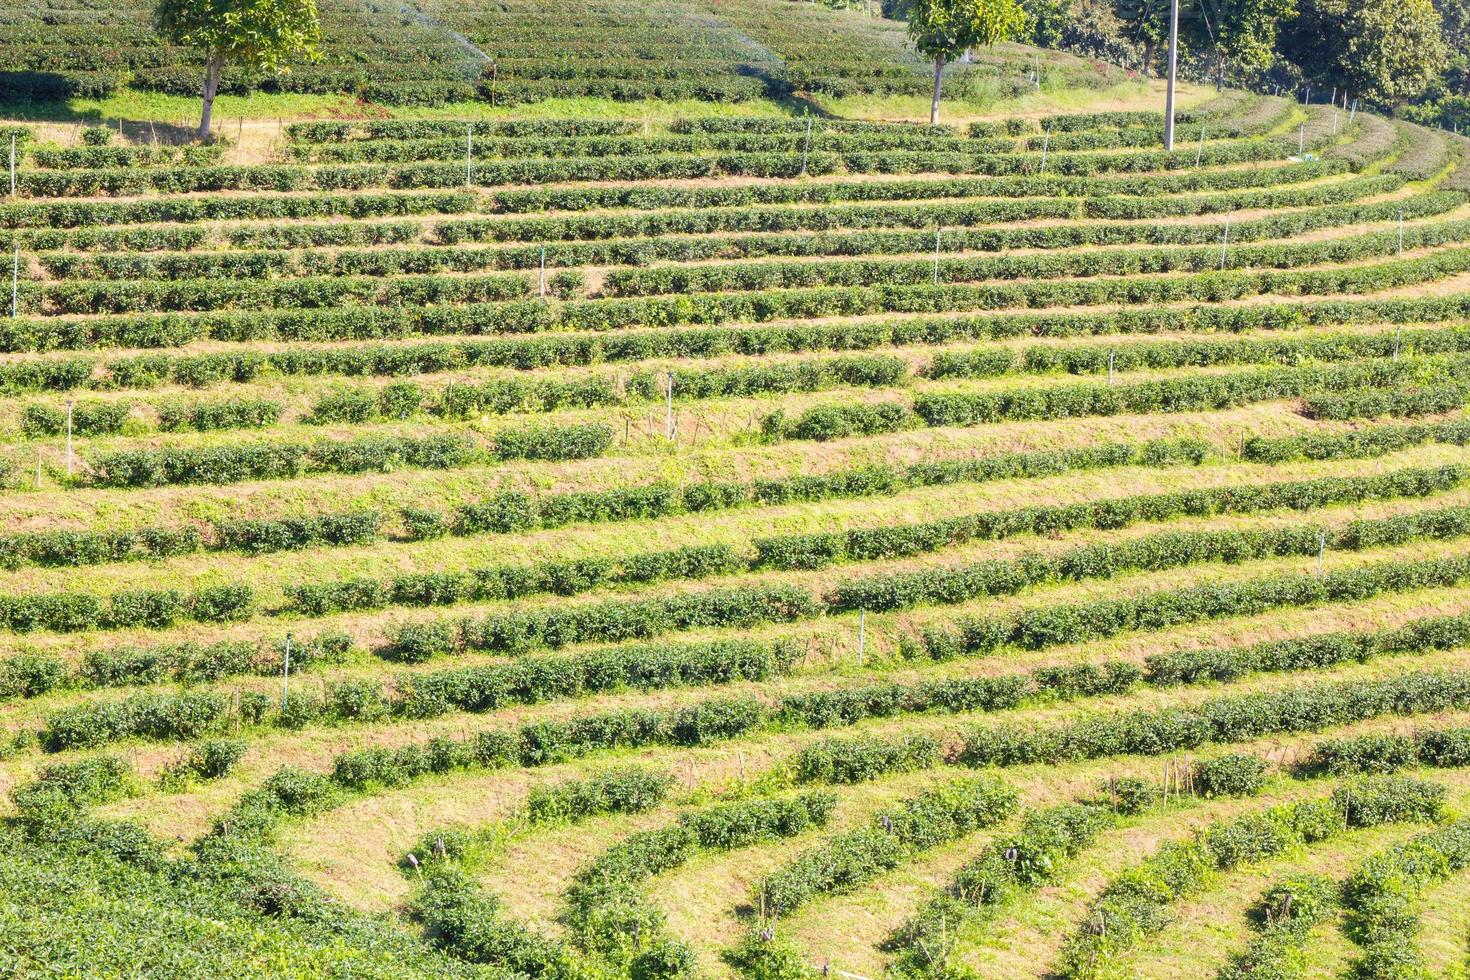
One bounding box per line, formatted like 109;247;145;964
1195;126;1205;166
466;124;473;188
1107;350;1115;386
1399;212;1405;255
538;244;546;300
664;371;675;441
800;115;812;177
65;399;74;477
1317;532;1326;576
1219;217;1230;270
281;633;292;709
1298;123;1305;154
1039;124;1050;173
857;609;865;666
7;134;13;196
932;226;941;285
9;243;16;318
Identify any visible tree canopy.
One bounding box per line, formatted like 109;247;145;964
906;0;1030;122
154;0;321;138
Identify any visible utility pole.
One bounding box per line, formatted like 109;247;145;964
1163;0;1180;151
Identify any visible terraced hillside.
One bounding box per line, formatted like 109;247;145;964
7;90;1470;977
0;0;1122;107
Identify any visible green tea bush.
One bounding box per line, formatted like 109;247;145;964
758;776;1018;915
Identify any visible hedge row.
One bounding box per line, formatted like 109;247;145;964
0;630;350;702
28;144;223;169
1341;820;1470;978
14;253;1470;357
0;190;476;231
85;432;478;488
21;269;542;316
756;776;1018;915
310;463;1466;621
12;152;847;198
1243;417;1470;464
14;140;1300;200
601;218;1470;297
792;734;941;785
0;582;253;637
560;791;839;976
23;636;796;753
408;869;579;979
790;358;1453;441
889;785;1174;979
921;554;1470;664
827;499;1470;614
1144;608;1470;688
390;637;799;719
80;422;610;489
751;464;1464;573
12;288;1468;379
424;176;1406;247
524;766;673;825
286;119;641;142
0;510;379;571
1060;778;1445;978
33;190;1446;301
1296;725;1470;777
285;130;1014;165
0;435;1207;571
1218;876;1339;980
394;504;1470;658
2;163;1341;244
483;160;1341;214
436;437;1208;540
1302;381;1470;421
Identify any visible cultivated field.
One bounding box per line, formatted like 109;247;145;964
4;76;1470;979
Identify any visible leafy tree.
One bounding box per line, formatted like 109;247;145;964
1112;0;1176;76
1282;0;1445;105
905;0;1031;124
1184;0;1297;90
153;0;321;140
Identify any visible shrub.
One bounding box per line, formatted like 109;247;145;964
1192;753;1268;797
525;767;673;824
793;734;940;784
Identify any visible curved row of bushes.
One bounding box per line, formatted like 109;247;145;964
2;162;1342;240
11;140;1296;200
483;159;1342;215
756;775;1018;916
919;552;1470;661
386;504;1470;659
1341;820;1470;977
13;252;1470;356
769;357;1455;442
0;438;1202;568
282;460;1467;623
603;217;1470;298
1059;778;1446;978
13;309;1468;401
34;189;1452;289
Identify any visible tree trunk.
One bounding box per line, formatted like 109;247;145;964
1142;41;1154;78
930;54;945;126
199;52;223;142
1215;52;1226;91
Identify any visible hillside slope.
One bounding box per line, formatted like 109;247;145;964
4;51;1470;980
0;0;1123;109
